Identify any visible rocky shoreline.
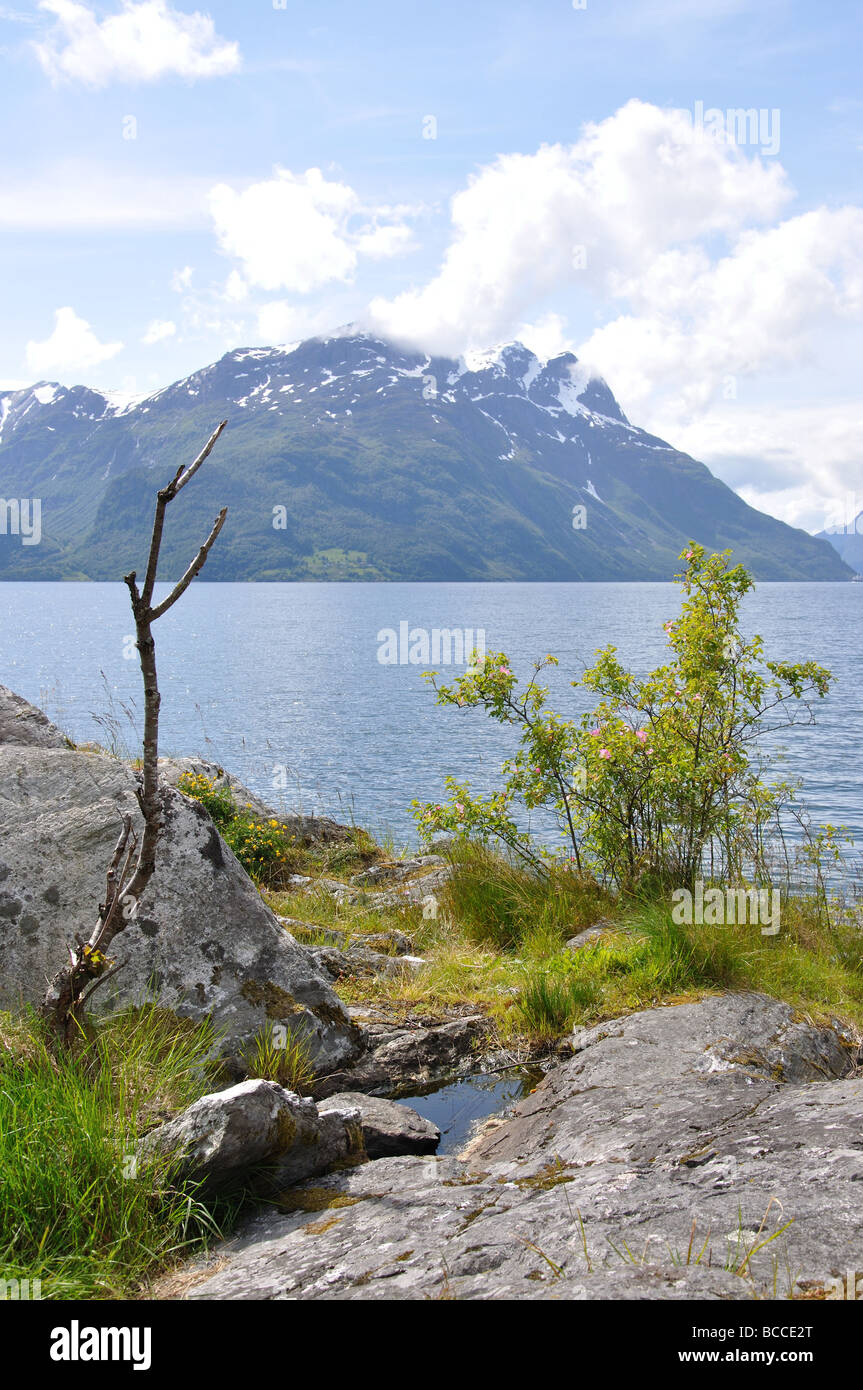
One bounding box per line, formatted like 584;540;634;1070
156;992;862;1301
2;682;862;1302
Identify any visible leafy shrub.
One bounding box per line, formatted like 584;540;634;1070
414;546;834;890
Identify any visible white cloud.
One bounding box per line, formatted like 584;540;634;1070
223;270;248;303
171;265;194;292
208;166;414;295
255;300;335;345
370;99;791;355
577;207;863;423
666;402;863;534
355;222;416;260
514;311;573;363
366;99;863;530
34;0;240;87
26;307;123;375
141;318;176;344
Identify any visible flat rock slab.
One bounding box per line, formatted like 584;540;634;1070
180;992;863;1301
319;1091;440;1158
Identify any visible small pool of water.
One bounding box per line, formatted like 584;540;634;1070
396;1066;545;1155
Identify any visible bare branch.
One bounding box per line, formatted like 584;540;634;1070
41;423;228;1048
149;507;228;622
173;419;228;496
141;420;227;607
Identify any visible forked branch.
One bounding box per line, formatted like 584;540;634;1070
41;421;229;1047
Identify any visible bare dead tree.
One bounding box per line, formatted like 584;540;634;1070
41;421;228;1046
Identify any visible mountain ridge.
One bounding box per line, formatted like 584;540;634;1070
0;330;851;582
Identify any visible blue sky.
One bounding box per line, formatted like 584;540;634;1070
1;0;862;530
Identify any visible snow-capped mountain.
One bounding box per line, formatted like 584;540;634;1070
0;330;850;581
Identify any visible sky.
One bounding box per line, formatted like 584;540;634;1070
1;0;862;533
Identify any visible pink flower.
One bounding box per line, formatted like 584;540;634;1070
635;730;647;743
599;748;611;759
455;803;465;816
499;666;511;675
589;727;601;737
534;766;541;774
685;549;694;559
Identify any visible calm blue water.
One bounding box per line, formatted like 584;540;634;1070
0;582;859;857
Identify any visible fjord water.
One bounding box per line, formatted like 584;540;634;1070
1;581;860;854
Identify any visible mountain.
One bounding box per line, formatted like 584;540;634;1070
0;331;851;582
815;512;863;575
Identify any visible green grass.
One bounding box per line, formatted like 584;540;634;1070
322;843;863;1046
439;843;614;951
240;1024;315;1094
0;1006;233;1300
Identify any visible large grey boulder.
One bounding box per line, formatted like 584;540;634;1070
0;683;69;749
0;691;361;1073
177;993;863;1301
138;1079;362;1193
319;1092;440;1158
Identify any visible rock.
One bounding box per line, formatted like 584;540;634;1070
137;1079;362;1193
313;1015;492;1098
0;683;69;749
563;921;619;951
351;856;444;886
319;1092;440;1158
277;918;349;948
176;993;863;1301
308;943;428;984
287;874;355;902
0;691;362;1073
283;865;453;912
368;866;454;909
356;930;414;956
